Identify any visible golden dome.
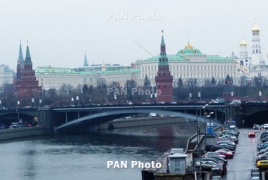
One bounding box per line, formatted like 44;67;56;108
240;40;247;46
185;42;193;49
252;24;260;31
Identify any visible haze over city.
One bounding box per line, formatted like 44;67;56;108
1;0;268;70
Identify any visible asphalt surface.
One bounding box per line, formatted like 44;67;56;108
221;128;266;180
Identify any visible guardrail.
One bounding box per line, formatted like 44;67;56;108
185;126;222;153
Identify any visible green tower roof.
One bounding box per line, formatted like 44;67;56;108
25;45;32;64
161;35;165;45
84;54;89;66
18;43;24;62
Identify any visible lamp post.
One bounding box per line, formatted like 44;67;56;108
39;99;42;107
76;96;80;106
71;97;74;106
32;89;37;107
0;88;3;109
114;94;117;105
37;90;41;107
32;98;35;108
259;90;262;102
198;92;201;100
189;92;192;101
154;92;157;103
150;93;153;104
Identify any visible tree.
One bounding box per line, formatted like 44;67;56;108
178;76;183;88
211;77;216;86
143;74;151;88
125;79;137;101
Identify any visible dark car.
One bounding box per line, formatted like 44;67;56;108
204;145;223;152
251;169;260;178
217;141;236;149
217;143;236;151
256;155;268;163
203;154;227;164
210;164;227;178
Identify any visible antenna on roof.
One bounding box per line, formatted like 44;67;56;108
134;41;154;57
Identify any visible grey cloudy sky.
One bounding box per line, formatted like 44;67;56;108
1;0;268;70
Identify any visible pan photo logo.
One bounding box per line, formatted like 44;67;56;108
107;12;162;20
107;161;162;168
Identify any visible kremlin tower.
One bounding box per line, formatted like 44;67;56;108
155;31;173;102
14;43;42;97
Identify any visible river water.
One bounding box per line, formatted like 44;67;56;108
0;132;189;180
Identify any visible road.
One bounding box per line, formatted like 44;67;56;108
222;128;267;180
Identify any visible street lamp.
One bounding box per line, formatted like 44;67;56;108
76;96;80;106
206;111;214;135
198;92;201;100
189;92;192;101
0;88;3;109
259;90;262;102
114;94;117;105
16;109;20;122
32;98;35;108
39;99;42;107
71;97;74;106
150;93;153;104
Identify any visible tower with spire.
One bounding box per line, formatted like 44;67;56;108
16;43;24;79
15;43;42;98
83;52;89;66
155;31;173;102
251;23;264;66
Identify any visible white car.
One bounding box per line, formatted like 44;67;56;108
263;124;268;129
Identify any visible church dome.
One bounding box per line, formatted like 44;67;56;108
252;24;260;31
240;40;247;46
185;42;193;49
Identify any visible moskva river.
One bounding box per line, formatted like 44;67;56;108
0;132;189;180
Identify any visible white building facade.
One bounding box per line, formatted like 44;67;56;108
0;64;14;86
136;42;238;86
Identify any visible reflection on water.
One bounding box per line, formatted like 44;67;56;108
0;132;190;180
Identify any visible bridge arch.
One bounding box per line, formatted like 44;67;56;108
55;109;186;132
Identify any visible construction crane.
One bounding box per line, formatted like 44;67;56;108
134;41;154;57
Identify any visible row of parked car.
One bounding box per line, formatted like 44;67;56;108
247;126;265;180
194;126;240;180
255;130;268;170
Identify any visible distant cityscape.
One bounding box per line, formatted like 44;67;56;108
0;23;268;106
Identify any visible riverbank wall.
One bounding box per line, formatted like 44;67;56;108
0;126;47;141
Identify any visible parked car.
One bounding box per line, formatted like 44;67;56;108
253;124;262;130
251;168;259;176
211;176;223;180
251;177;260;180
256;159;268;168
203;153;227;164
195;160;217;170
215;149;234;159
217;143;236;151
209;163;227;178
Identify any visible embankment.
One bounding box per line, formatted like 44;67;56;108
0;126;46;141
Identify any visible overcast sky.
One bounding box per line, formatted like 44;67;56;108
1;0;268;70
